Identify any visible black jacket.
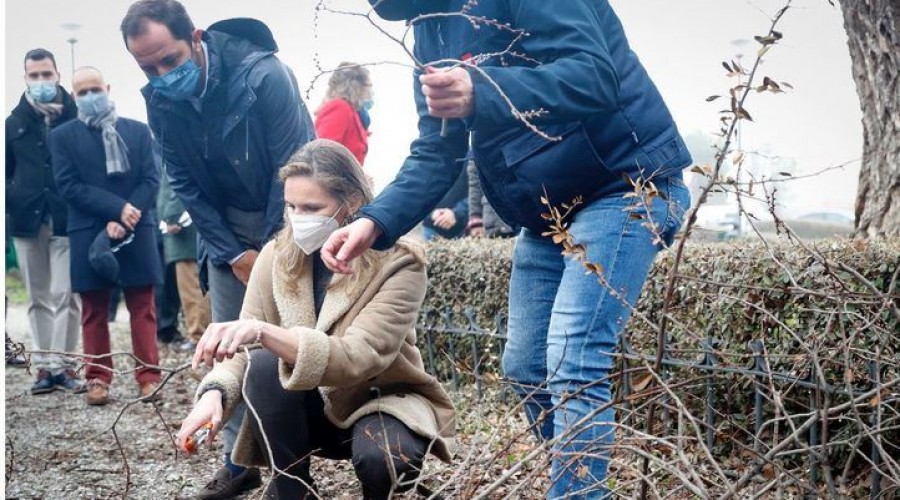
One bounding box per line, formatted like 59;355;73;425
5;89;78;237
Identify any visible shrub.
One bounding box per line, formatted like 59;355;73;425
422;237;898;383
421;236;900;464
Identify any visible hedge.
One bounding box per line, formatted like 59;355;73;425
424;238;897;398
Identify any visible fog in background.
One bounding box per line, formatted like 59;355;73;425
4;0;862;216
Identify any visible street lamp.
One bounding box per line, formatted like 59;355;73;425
66;38;78;78
60;23;82;79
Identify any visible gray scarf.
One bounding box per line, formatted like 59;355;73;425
78;101;130;177
24;91;63;125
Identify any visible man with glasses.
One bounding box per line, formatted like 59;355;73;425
52;66;163;406
5;48;83;395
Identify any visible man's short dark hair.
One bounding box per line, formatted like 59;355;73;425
24;48;57;71
120;0;195;47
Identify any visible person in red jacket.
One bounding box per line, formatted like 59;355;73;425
314;62;372;166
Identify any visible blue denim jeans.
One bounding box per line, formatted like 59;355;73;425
502;176;690;499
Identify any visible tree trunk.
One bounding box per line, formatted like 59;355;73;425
840;0;900;237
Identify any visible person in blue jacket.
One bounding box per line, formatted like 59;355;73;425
121;0;315;497
323;1;692;497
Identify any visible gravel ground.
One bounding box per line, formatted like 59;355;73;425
4;301;547;499
4;301;366;499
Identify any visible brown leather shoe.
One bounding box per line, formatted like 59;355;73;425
86;380;110;406
138;381;162;402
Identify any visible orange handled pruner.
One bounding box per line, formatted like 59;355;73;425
184;422;214;454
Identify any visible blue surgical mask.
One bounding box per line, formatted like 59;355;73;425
27;80;59;103
358;108;371;130
362;99;374;111
76;91;112;117
149;57;201;101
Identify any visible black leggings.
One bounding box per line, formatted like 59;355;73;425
243;349;429;499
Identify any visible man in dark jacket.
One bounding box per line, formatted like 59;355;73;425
324;2;692;497
121;1;314;497
5;48;83;395
52;66;163;407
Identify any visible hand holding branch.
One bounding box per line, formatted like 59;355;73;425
421;66;474;119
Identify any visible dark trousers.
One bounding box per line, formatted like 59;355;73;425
81;286;160;385
156;240;182;343
244;350;428;499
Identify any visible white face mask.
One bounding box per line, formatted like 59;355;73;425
289;207;341;255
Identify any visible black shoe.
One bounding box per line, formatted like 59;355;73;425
157;327;184;345
31;369;56;395
194;466;262;499
54;369;87;394
6;350;26;367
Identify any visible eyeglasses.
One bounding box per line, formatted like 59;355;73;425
111;233;135;253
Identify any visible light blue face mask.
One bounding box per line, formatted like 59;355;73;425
27;80;59;103
361;99;374;111
149;57;201;101
76;91;112;117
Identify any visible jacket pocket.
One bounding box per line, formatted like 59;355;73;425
644;137;690;177
499;122;615;230
6;180;22;212
6;188;39;219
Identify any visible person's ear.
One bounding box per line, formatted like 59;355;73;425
106;84;111;94
192;29;203;51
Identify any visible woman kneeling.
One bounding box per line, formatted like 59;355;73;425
177;139;456;499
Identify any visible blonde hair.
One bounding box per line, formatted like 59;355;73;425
274;139;375;290
322;62;371;110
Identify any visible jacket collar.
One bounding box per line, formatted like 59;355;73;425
271;250;381;334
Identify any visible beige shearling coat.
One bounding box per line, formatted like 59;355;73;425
195;238;456;466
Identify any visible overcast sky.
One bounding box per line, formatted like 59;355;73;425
3;0;863;215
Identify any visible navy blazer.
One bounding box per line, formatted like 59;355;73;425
51;117;162;292
363;0;692;245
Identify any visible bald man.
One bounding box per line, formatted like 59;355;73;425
51;67;163;406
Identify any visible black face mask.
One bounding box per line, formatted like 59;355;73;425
369;0;450;21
